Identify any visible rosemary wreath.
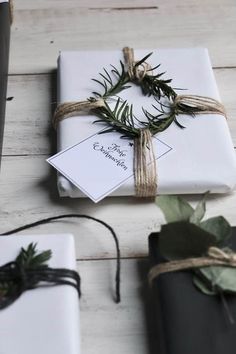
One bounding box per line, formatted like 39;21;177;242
88;52;197;139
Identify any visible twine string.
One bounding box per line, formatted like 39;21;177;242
174;95;226;117
148;246;236;285
134;129;157;197
0;260;81;310
123;46;152;81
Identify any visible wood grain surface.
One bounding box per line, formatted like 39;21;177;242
1;1;236;353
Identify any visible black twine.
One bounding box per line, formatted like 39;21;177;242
0;214;121;303
0;260;81;310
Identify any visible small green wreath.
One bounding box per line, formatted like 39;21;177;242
53;47;225;139
88;50;200;139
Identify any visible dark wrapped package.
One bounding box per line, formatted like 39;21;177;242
149;229;236;354
0;0;10;162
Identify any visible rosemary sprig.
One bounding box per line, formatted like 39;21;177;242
0;243;81;310
0;243;51;302
132;53;177;100
89;52;185;139
15;243;51;269
92;61;130;99
93;98;139;139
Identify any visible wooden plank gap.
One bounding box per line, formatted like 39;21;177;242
213;66;236;70
89;6;158;11
76;255;148;262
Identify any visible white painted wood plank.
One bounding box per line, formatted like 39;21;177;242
4;74;54;155
78;258;156;354
3;68;236;156
9;1;236;73
0;155;236;259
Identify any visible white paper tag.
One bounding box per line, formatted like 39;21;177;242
47;131;172;202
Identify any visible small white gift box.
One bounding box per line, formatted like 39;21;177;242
55;48;236;198
0;234;80;354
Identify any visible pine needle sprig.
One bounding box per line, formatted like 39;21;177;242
93;98;140;138
132;54;177;100
139;72;177;100
92;61;130;99
89;53;185;138
16;243;51;269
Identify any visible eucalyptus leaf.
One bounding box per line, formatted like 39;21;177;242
198;265;236;294
189;194;208;224
156;195;194;223
193;275;217;295
200;216;232;244
159;221;217;260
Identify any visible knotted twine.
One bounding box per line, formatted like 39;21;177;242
148;246;236;285
53;47;227;197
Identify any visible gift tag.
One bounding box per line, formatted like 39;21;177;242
47;130;172;202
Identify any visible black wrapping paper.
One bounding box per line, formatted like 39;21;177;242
149;229;236;354
0;2;10;164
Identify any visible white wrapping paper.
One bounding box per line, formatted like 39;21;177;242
0;234;80;354
56;48;236;197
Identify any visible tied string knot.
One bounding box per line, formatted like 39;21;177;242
148;246;236;285
208;246;236;263
0;260;81;310
123;46;152;82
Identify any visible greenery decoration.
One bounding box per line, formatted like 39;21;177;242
156;194;236;297
0;243;80;309
88;53;197;139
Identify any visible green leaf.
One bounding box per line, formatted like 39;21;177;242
198;265;236;294
156;195;194;223
159;221;217;260
193;275;217;295
189;194;208;224
16;243;52;268
200;216;232;244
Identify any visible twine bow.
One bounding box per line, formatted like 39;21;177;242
148;246;236;285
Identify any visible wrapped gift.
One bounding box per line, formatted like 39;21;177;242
0;233;80;354
149;230;236;354
0;0;10;162
55;48;236;198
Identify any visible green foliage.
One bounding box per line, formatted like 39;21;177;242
159;221;218;260
156;195;194;223
156;194;236;297
89;52;191;139
16;243;52;268
0;243;52;300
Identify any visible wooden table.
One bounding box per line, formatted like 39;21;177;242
1;1;236;353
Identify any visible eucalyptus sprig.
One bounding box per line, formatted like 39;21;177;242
156;195;236;297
